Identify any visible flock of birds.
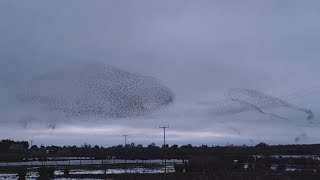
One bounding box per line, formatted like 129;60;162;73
16;63;317;143
17;63;174;119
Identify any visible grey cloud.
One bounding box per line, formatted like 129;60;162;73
1;0;320;145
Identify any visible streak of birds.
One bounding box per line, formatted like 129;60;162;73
208;88;314;123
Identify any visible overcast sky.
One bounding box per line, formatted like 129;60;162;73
1;0;320;147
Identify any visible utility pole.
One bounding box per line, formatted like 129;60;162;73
159;126;169;174
122;134;129;166
30;140;34;149
122;135;128;147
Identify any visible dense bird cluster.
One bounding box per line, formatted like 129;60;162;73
17;63;174;119
294;133;308;143
210;88;314;122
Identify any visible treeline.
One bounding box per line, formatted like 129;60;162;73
2;139;320;160
26;142;320;160
0;139;29;152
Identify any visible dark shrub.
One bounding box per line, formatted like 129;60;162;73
18;167;27;180
185;156;233;172
174;164;184;173
38;166;55;179
63;167;69;176
277;163;286;171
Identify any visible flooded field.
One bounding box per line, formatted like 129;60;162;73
0;159;181;180
0;159;183;167
1;156;320;179
254;155;320;160
2;155;319;167
0;166;174;180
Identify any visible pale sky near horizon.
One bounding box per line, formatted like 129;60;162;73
1;0;320;147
